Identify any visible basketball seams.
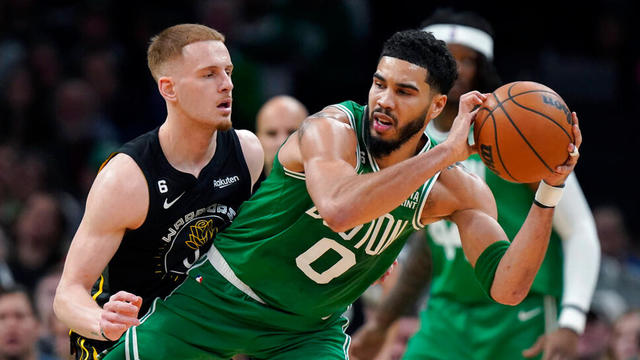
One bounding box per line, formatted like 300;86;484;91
508;95;574;142
476;81;571;183
493;95;556;176
489;108;517;182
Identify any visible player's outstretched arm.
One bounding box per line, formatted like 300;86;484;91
280;92;486;232
53;154;145;341
523;172;600;359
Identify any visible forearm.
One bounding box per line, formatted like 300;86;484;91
370;232;432;329
54;282;105;340
310;145;455;231
491;204;555;305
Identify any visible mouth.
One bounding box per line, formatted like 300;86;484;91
372;112;394;132
217;99;232;109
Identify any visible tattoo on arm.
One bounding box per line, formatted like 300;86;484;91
374;230;432;327
297;110;342;141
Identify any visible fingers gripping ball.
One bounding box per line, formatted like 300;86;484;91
473;81;575;183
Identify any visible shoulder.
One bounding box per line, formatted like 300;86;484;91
86;153;148;229
421;162;497;224
279;105;358;172
234;129;264;182
234;129;262;153
97;153;146;190
299;105;357;139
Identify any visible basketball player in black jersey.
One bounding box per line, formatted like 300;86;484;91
53;24;264;359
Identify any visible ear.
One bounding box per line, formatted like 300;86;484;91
158;76;177;102
429;94;447;120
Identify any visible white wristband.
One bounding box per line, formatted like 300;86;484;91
558;305;587;334
534;180;564;208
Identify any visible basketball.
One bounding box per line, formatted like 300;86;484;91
473;81;575;183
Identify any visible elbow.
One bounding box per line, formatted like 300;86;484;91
316;201;357;233
490;286;528;306
52;287;65;320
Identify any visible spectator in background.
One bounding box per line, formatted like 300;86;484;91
8;192;68;292
34;269;63;358
255;95;307;176
576;289;627;360
49;316;72;360
0;227;14;288
609;309;640;360
594;204;640;309
52;79;120;198
0;65;52;148
0;285;58;360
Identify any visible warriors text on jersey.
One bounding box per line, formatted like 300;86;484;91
424;121;563;304
71;127;251;358
211;101;440;320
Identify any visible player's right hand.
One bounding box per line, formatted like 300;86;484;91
99;291;143;341
444;91;489;163
543;112;582;187
349;321;388;360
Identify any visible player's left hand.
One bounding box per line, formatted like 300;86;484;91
522;327;579;360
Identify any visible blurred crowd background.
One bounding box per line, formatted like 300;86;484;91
0;1;638;359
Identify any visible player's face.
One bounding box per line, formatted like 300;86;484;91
0;293;39;358
447;43;478;102
367;56;432;157
172;40;234;130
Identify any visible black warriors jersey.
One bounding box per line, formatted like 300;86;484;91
70;127;251;358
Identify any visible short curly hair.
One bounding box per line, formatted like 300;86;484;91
380;29;458;95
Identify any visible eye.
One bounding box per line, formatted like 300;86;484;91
204;72;214;78
374;81;384;89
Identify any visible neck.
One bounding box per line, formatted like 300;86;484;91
374;132;427;169
159;109;219;177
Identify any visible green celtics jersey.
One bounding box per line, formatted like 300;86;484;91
424;122;563;303
214;101;439;319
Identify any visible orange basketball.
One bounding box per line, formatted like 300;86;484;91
473;81;575;183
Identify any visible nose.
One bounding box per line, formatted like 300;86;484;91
376;88;394;110
220;72;233;93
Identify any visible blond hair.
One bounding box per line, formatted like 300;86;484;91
147;24;225;80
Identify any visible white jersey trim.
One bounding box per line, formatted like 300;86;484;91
330;103;362;173
283;167;306;180
207;244;266;304
413;171;441;229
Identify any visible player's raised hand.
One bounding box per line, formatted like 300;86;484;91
99;291;143;341
543;112;582;187
444;91;489;163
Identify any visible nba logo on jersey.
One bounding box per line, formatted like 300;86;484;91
195;275;203;283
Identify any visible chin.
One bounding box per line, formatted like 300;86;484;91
217;118;232;131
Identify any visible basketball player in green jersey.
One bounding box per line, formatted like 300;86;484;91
101;29;582;360
350;9;600;360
